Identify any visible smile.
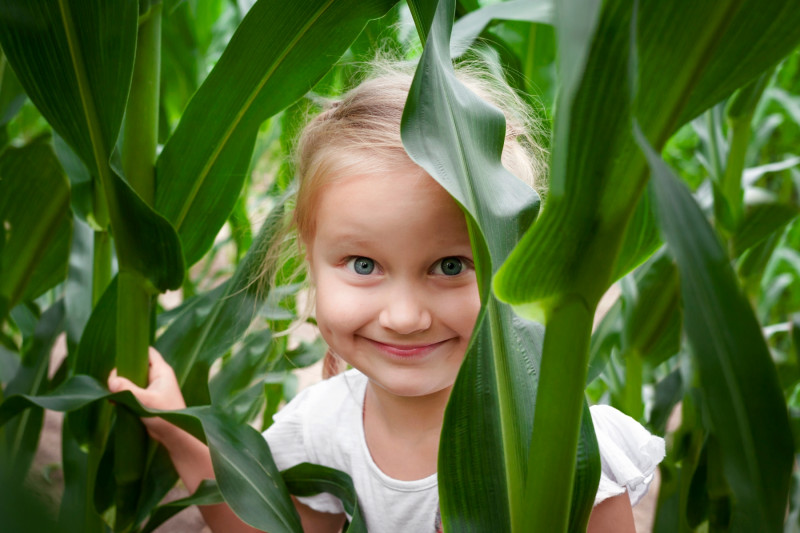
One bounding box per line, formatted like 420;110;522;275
365;338;449;358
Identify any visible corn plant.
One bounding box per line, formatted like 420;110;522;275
2;0;800;532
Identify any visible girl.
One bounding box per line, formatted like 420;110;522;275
108;63;664;532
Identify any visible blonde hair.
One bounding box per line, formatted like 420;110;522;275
262;58;547;377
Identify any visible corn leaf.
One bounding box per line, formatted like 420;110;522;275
0;377;305;532
1;300;65;481
402;0;599;530
495;0;800;309
450;0;554;58
0;0;184;292
637;124;794;532
155;0;398;266
0;140;70;319
282;463;367;533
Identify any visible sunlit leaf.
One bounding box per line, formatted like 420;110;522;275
450;0;554;58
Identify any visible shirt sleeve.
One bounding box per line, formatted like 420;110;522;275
590;404;666;506
263;388;346;515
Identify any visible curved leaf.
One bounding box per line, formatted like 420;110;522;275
450;0;554;58
156;197;287;387
495;0;800;310
0;0;184;292
637;124;793;532
0;140;70;318
402;1;598;531
282;463;367;533
2;300;65;481
156;0;398;266
0;376;304;532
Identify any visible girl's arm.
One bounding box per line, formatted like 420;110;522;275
108;348;346;533
586;492;636;533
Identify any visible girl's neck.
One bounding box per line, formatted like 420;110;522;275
362;381;451;481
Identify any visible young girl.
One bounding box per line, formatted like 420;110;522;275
108;63;664;533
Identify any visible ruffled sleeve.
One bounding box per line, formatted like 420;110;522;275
262;385;345;515
590;404;665;506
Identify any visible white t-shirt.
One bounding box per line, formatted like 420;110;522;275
263;369;665;533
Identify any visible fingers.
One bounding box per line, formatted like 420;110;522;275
107;372;146;396
147;346;176;383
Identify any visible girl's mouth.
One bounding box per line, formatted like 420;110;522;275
365;338;448;358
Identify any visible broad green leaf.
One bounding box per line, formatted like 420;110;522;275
586;298;621;385
621;249;681;364
0;0;184;292
60;413;105;533
141;480;223;533
0;140;70;319
733;201;799;257
495;0;800;310
402;0;598;531
637;124;793;532
64;216;94;351
0;466;69;533
0;376;304;532
156;198;286;386
449;0;554;58
0;1;134;176
2;300;64;481
282;463;367;533
156;0;398;266
0;51;25;127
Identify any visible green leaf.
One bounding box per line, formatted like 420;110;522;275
403;0;599;531
0;140;70;318
0;51;26;127
64;216;94;350
0;376;304;532
449;0;554;58
0;0;184;292
141;480;223;533
636;123;794;532
282;463;367;532
733;200;800;257
495;0;800;310
156;198;287;387
156;0;398;266
621;249;682;364
2;300;65;481
0;0;135;177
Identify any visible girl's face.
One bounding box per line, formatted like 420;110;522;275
306;161;480;399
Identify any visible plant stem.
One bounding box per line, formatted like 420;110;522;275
524;23;537;95
122;3;161;206
92;230;112;306
113;8;162;526
623;350;643;420
521;294;594;533
116;2;162;386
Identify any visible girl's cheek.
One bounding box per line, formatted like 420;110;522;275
314;275;373;335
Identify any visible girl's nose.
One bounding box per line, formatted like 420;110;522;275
378;285;432;335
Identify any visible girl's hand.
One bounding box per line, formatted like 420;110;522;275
107;347;187;445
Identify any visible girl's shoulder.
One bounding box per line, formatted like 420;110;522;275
589;405;665;506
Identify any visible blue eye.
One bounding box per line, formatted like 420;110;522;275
348;257;375;275
434;257;464;276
